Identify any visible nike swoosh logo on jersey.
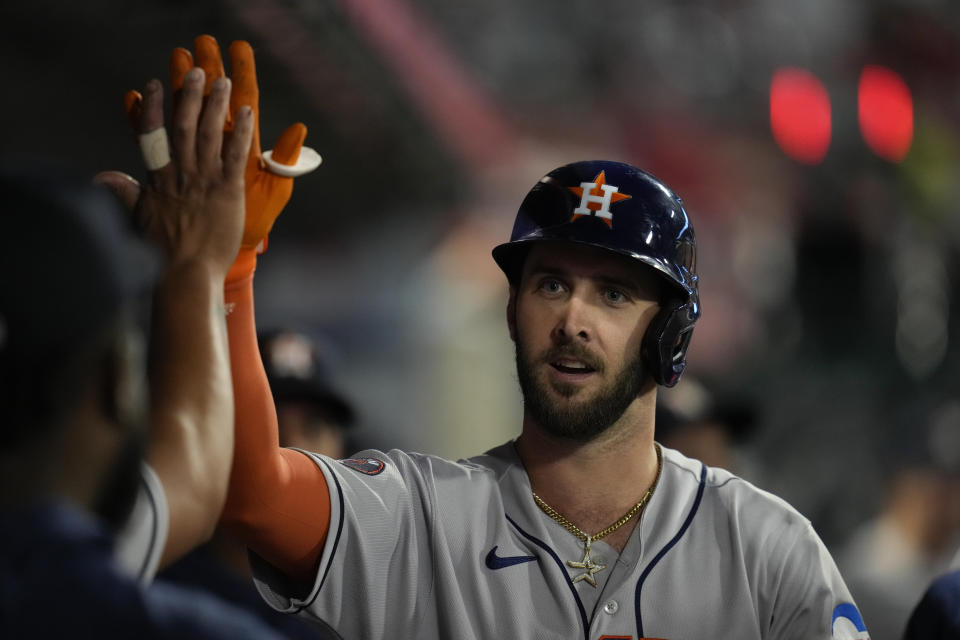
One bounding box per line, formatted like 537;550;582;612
485;546;537;570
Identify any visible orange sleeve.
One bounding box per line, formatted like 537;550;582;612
219;249;330;583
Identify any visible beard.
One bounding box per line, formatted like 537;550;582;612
515;336;648;442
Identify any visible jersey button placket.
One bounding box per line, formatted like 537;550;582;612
602;600;619;615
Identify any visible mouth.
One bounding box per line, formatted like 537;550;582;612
549;358;597;376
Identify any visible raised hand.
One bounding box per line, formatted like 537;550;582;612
98;68;254;281
94;59;259;569
127;35;318;257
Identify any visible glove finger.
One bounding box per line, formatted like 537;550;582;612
170;48;194;92
269;122;307;166
228;40;260;156
194;34;226;96
170;47;194;116
124;90;143;134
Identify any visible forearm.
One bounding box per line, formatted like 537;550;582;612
147;260;234;566
221;253;330;583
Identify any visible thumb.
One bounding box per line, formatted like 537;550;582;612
93;171;142;213
269;122;307;166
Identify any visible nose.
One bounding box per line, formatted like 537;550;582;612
552;294;591;344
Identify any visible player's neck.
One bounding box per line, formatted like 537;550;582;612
516;390;659;538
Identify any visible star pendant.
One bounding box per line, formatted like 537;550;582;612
567;542;606;588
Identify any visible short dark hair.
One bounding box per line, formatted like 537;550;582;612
0;169;155;449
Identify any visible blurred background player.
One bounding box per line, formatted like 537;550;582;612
655;376;760;478
837;452;960;640
259;329;357;458
160;328;357;639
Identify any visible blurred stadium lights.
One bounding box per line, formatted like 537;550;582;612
769;67;832;165
770;64;916;166
858;65;914;163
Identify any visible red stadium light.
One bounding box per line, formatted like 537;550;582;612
858;65;913;162
769;68;832;165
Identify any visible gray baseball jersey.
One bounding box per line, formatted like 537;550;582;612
251;443;869;639
114;463;168;584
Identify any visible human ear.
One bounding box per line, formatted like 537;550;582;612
506;287;518;342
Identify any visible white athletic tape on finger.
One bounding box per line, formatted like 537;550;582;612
138;128;171;171
262;146;322;178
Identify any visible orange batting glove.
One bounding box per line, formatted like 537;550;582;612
125;34;319;285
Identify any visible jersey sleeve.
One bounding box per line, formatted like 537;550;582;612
765;521;869;640
250;448;452;638
113;463;169;584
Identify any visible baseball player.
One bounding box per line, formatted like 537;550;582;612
146;36;868;639
0;59;295;636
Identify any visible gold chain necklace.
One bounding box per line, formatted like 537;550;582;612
532;444;663;587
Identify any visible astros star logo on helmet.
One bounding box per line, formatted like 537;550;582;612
568;171;631;227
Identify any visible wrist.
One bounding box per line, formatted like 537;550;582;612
154;260;227;318
158;259;227;294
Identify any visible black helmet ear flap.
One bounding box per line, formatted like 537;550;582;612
642;295;699;387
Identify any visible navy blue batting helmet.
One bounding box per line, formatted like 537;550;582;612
492;160;700;387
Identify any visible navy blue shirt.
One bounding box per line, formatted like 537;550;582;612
161;544;342;639
0;502;285;639
903;570;960;640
